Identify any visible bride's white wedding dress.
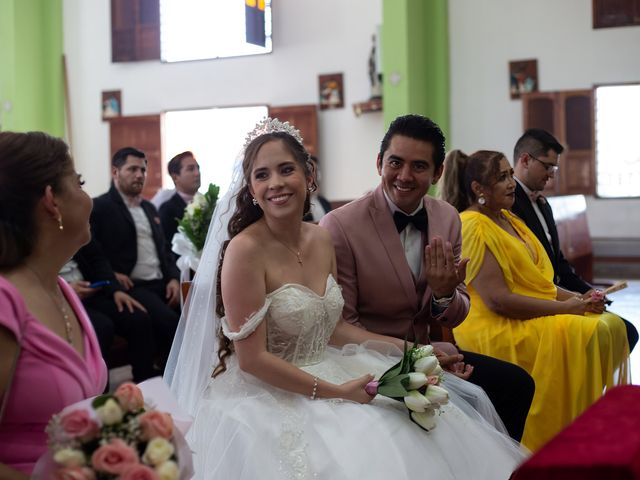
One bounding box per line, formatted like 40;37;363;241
187;275;527;479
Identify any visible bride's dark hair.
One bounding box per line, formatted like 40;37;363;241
213;131;316;377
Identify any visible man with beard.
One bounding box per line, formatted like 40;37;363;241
82;147;180;369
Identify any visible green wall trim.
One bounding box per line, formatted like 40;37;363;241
0;0;64;136
381;0;450;141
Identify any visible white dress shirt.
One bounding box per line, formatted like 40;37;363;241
515;177;554;252
382;191;424;279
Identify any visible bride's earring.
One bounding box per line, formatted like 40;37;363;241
57;216;64;230
477;195;486;206
252;197;258;206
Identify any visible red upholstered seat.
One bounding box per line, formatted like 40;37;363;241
512;385;640;480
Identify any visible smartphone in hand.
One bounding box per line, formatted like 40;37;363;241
88;280;111;289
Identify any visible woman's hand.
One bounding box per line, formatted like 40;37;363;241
562;296;591;315
339;374;375;404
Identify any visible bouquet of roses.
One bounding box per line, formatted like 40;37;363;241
172;183;219;277
365;343;449;431
36;379;193;480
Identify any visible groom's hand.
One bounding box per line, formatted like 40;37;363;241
434;347;474;380
424;236;469;298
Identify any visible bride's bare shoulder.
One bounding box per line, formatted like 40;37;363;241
226;224;269;260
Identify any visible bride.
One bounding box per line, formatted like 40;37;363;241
165;119;527;479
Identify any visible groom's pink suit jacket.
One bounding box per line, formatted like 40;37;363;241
320;185;469;343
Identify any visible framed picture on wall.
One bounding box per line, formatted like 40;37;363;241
509;59;538;99
318;73;344;110
102;90;122;120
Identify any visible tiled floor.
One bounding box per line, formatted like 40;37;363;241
597;279;640;383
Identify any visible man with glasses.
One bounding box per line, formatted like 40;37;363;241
512;128;637;351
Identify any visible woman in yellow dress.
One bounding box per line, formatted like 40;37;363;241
440;149;629;451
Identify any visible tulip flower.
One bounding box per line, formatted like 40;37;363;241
411;345;434;361
407;372;428;390
413;355;439;375
424;385;449;405
411;409;437;431
404;391;430;413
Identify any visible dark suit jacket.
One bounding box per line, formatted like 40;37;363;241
159;192;187;247
84;186;179;285
320;185;469;343
511;181;592;294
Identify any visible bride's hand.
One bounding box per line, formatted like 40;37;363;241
339;374;376;404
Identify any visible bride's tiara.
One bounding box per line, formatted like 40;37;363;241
243;117;304;150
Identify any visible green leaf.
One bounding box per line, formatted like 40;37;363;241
177;183;220;251
379;358;403;382
377;374;411;398
91;394;113;409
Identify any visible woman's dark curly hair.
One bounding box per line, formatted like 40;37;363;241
212;131;316;377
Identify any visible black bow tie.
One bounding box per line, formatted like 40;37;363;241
393;209;428;233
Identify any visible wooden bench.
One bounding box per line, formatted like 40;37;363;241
547;194;593;283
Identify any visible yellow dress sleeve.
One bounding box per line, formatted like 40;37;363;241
461;211;515;287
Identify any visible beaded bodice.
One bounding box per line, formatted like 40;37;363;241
221;275;344;366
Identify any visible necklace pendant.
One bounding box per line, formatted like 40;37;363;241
296;253;303;265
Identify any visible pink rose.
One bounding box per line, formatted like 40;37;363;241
91;439;139;475
121;464;160;480
60;410;100;441
114;383;145;412
54;467;96;480
139;411;173;440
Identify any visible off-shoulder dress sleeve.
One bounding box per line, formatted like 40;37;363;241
221;298;272;341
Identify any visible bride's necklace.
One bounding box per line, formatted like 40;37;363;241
265;223;303;266
25;263;74;344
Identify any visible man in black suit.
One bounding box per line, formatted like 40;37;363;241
159;151;201;247
87;147;181;367
512;128;638;351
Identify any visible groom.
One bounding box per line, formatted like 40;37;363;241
320;114;534;442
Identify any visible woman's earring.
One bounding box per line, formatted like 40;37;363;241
57;216;64;231
252;198;258;206
477;195;486;206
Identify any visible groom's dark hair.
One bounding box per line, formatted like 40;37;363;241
378;114;446;169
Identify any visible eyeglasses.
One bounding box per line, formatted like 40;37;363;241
528;154;559;174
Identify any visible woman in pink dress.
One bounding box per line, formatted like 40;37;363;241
0;132;108;478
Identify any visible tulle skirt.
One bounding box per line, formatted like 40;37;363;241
188;342;527;479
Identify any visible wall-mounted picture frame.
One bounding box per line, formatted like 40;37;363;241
318;73;344;110
102;90;122;120
509;59;538;99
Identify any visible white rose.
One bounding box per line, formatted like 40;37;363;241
95;398;123;425
53;448;86;467
185;201;198;217
432;365;443;376
411;409;437;431
194;193;207;208
424;384;449;405
156;460;180;480
413;355;439;375
143;437;175;466
407;372;428;390
403;390;430;413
